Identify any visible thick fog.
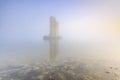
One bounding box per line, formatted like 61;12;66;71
0;0;120;44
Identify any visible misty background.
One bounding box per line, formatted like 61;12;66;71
0;0;120;45
0;0;120;73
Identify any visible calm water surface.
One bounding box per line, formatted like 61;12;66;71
0;40;120;80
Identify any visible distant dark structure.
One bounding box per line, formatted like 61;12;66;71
43;16;60;62
43;16;60;40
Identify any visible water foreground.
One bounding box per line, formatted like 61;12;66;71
0;57;120;80
0;41;120;80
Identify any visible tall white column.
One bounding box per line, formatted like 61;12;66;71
50;16;58;38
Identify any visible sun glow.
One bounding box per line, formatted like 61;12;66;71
60;16;119;42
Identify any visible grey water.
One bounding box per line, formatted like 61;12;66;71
0;39;120;80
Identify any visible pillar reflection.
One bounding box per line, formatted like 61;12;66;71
49;39;59;62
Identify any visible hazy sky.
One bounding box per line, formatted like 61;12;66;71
0;0;120;44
